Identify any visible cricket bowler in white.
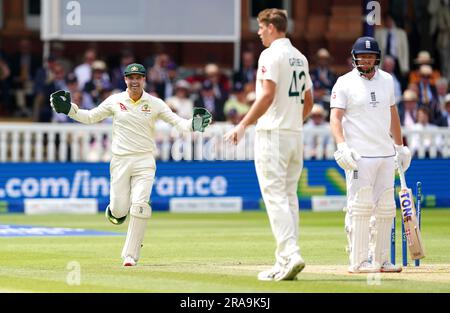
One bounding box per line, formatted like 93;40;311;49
50;63;211;266
330;37;412;273
225;8;313;281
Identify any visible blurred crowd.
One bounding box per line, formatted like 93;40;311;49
0;39;259;127
0;8;449;160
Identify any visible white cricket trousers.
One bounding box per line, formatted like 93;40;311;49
109;153;156;218
254;129;303;263
346;157;395;206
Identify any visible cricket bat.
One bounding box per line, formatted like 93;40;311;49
397;159;425;260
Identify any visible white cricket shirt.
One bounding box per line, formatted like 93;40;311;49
330;68;396;157
255;38;312;132
68;90;191;156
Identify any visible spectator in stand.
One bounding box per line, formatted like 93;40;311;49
233;50;257;85
406;82;420;96
381;55;402;104
408;106;443;158
147;53;170;98
415;65;442;124
111;50;135;92
194;79;225;122
74;48;97;90
437;94;450;127
429;0;450;82
65;72;93;111
303;104;331;160
409;51;441;86
164;62;179;100
165;79;194;120
50;42;73;74
83;60;112;108
34;55;58;96
65;73;80;94
398;89;419;129
375;14;410;84
310;48;336;114
435;78;449;112
10;38;40;117
311;48;336;94
34;62;67;122
204;63;230;102
0;50;11;115
224;81;250;125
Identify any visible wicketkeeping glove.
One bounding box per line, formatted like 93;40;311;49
334;142;361;171
50;90;72;114
192;107;212;132
395;144;412;172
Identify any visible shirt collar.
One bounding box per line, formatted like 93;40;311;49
270;38;290;48
125;89;150;105
353;68;379;81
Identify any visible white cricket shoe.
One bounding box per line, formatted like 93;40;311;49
348;261;379;273
123;256;137;267
257;263;282;281
380;262;402;273
274;254;305;281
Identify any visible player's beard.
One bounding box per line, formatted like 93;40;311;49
355;62;376;75
358;66;375;74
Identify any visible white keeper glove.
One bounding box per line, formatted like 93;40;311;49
395;144;412;172
334;142;361;171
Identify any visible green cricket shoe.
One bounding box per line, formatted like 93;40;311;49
105;205;127;225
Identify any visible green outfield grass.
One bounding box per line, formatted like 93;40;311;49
1;209;450;293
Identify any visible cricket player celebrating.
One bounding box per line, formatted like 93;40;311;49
225;9;313;281
330;37;411;273
50;63;211;266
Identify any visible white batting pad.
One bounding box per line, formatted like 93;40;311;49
373;217;392;267
376;188;396;218
373;188;397;267
350;215;371;268
348;187;373;268
121;203;151;261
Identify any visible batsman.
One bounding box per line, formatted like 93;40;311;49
50;63;212;266
330;37;412;273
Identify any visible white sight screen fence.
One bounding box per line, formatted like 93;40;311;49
41;0;240;41
0;123;449;162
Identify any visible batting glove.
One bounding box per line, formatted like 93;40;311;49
50;90;72;115
334;142;361;171
395;144;412;172
192;107;212;132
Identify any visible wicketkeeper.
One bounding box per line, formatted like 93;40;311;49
50;63;212;266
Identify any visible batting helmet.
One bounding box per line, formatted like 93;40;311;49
351;37;381;74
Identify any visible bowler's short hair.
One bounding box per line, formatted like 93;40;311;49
257;8;288;33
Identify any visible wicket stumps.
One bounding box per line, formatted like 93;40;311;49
415;182;422;266
390;181;423;267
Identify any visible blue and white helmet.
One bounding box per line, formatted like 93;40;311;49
351;36;381;74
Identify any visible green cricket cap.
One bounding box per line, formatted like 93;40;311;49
123;63;146;76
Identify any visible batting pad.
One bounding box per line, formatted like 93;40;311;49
373;188;396;266
121;203;151;261
350;215;371;268
373;217;392;267
348;187;373;268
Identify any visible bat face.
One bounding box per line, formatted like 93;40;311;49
399;188;414;221
399;188;425;260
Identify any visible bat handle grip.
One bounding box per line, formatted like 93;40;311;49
396;156;407;189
